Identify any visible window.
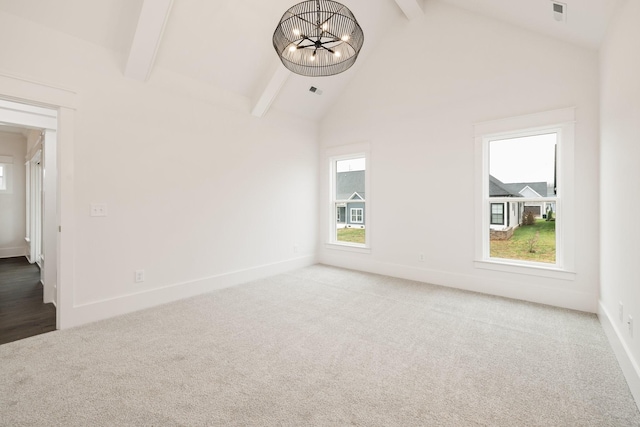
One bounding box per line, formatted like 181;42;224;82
490;203;504;225
327;144;370;249
474;108;575;277
488;133;557;264
334;156;365;245
350;208;363;223
0;156;13;193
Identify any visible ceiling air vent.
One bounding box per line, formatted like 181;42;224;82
309;86;323;95
552;1;567;22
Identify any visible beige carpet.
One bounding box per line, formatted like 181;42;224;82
1;264;638;426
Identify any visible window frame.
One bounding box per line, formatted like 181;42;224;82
326;143;371;252
474;108;576;280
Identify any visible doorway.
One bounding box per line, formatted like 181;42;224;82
0;99;58;340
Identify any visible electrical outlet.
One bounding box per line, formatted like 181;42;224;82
90;203;107;217
419;253;425;262
619;302;624;322
628;316;633;337
135;269;145;283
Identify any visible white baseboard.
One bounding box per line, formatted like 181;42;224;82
0;246;26;258
62;255;316;329
598;301;640;409
319;255;596;312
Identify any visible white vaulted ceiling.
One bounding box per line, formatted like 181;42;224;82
0;0;144;53
0;0;622;121
438;0;621;49
155;0;293;98
152;0;407;120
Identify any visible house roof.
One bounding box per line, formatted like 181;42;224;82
489;175;521;197
337;170;365;200
489;175;550;198
506;181;548;198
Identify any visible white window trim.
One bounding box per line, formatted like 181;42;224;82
474;108;576;280
350;207;364;224
325;142;371;252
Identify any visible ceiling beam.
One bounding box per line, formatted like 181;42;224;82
251;63;291;118
124;0;174;81
394;0;424;21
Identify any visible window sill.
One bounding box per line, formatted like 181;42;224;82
474;260;576;281
324;242;371;254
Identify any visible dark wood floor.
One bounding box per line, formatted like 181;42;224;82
0;256;56;345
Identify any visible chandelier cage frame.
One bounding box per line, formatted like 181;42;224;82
273;0;365;77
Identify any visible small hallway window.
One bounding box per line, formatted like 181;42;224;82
0;156;13;193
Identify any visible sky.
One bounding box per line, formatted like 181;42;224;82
490;133;556;184
333;137;554;183
337;157;365;172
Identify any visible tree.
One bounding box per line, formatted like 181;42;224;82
523;210;535;226
527;231;540;253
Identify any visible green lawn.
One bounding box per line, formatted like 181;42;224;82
490;219;556;263
337;228;365;244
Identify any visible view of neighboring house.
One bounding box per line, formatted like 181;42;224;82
489;175;555;231
336;170;365;228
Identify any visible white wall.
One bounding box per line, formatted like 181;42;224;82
599;0;640;404
319;2;600;312
0;131;26;258
0;10;318;327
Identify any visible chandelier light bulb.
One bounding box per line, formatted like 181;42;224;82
334;51;341;57
293;29;301;36
289;45;297;52
341;35;350;41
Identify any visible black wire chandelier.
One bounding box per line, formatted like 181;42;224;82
273;0;364;77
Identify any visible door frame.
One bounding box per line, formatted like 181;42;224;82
26;146;42;267
0;72;77;329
